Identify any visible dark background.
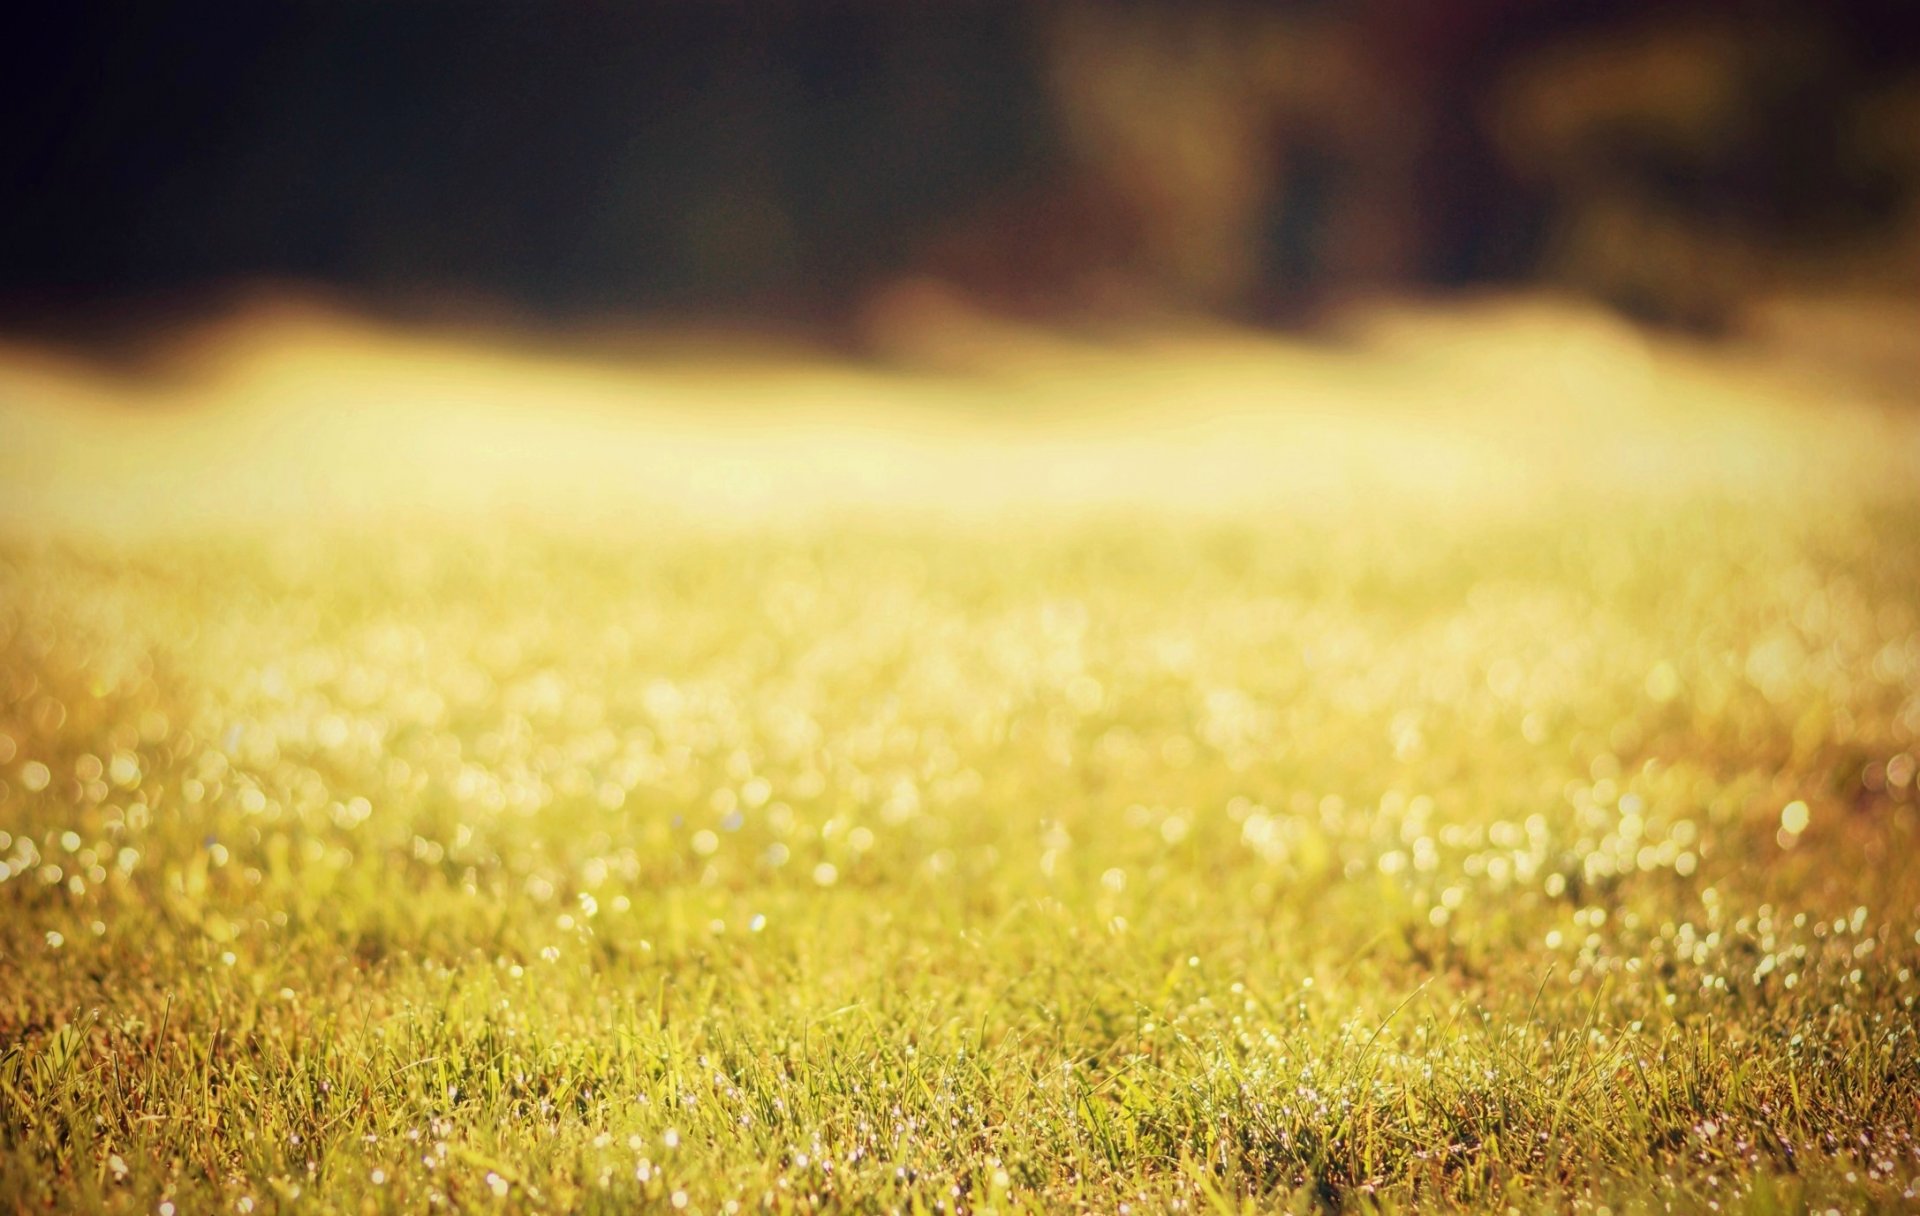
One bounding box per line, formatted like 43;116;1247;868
5;2;1918;336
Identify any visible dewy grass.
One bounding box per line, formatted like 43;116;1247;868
2;332;1919;1211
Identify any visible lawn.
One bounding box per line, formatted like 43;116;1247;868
2;305;1918;1212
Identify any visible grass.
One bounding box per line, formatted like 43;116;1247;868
2;311;1919;1213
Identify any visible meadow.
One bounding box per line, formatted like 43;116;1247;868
1;301;1918;1213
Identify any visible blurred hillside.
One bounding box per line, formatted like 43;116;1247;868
4;2;1918;339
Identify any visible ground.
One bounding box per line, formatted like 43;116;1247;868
1;297;1917;1213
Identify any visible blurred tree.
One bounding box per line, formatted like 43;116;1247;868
2;0;1915;334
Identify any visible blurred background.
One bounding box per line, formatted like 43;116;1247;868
5;0;1919;353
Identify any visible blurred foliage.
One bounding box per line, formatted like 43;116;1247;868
3;2;1916;328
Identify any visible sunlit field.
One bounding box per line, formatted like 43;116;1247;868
3;299;1919;1213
